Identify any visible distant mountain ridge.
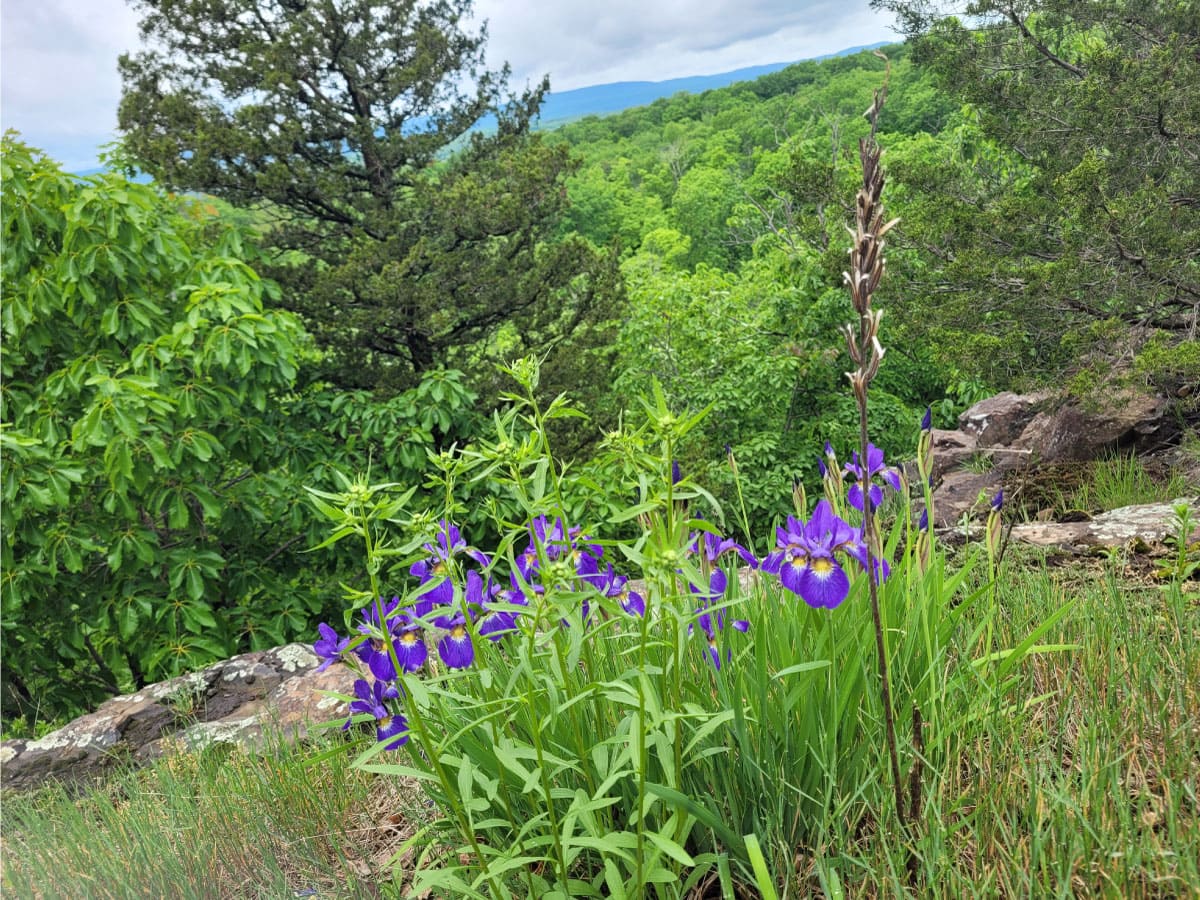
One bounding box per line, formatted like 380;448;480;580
534;42;891;124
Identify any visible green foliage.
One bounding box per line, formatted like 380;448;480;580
872;0;1200;387
613;250;922;535
1;136;308;717
302;359;1074;897
118;0;622;408
0;139;482;726
548;46;955;280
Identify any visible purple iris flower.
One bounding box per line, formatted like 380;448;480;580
410;520;491;607
356;595;432;678
990;488;1004;512
471;570;528;641
392;604;431;673
517;515;603;581
313;623;351;673
762;500;874;609
688;568;749;670
921;406;933;432
584;563;645;617
355;596;402;680
344;678;408;749
843;443;903;512
434;607;475;669
689;528;759;570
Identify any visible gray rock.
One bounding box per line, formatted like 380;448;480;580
929;469;1006;529
928;428;978;481
1;644;357;793
959;391;1052;447
1010;498;1200;550
1013;388;1171;462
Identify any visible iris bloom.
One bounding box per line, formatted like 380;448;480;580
392;602;432;673
517;515;602;582
689;527;758;569
762;500;875;609
356;595;431;678
313;623;351;672
344;678;407;749
410;519;491;606
843;443;903;512
434;607;475;669
356;596;402;681
689;568;749;670
473;570;528;641
584;563;645;617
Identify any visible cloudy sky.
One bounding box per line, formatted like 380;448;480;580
1;0;896;171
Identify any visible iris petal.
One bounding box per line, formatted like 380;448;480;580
779;554;808;596
377;714;409;750
395;631;427;672
438;630;474;669
798;560;850;609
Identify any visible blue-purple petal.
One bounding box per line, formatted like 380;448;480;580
438;630;474;669
798;560;851;609
377;714;409;749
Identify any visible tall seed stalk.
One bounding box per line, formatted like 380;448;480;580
841;58;909;831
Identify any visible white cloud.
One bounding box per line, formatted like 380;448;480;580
0;0;895;170
2;0;141;167
474;0;891;91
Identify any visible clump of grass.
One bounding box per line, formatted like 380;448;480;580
1;734;420;899
1016;454;1194;522
1068;453;1193;513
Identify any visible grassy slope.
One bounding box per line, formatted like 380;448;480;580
4;552;1196;898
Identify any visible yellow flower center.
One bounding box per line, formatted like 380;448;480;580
811;558;834;576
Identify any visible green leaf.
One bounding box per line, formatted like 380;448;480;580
645;829;695;867
743;833;779;900
185;566;205;601
644;783;744;856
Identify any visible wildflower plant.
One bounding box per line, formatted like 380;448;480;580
304;68;1068;898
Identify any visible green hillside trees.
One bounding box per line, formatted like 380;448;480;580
873;0;1200;385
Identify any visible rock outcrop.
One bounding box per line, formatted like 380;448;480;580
1;644;355;793
929;385;1189;528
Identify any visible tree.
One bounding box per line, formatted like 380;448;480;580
871;0;1200;387
118;0;620;394
1;137;312;720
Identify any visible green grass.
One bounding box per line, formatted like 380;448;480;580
1064;453;1193;514
4;556;1196;898
1;733;424;899
866;553;1200;898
